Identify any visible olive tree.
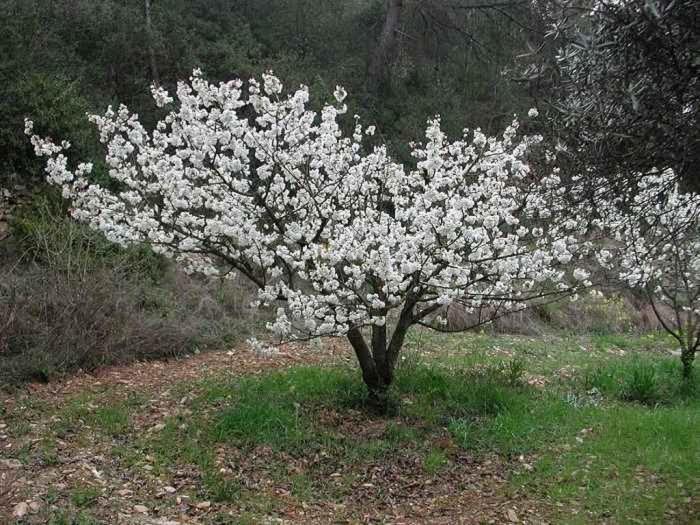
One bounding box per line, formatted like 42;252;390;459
526;0;699;189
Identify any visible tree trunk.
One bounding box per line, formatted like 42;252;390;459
367;0;403;93
347;327;390;412
144;0;160;85
681;348;695;380
347;303;415;413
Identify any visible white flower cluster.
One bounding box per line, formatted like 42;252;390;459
608;169;700;322
26;71;596;342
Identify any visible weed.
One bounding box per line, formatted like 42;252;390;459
424;448;449;474
69;485;101;508
48;510;101;525
58;397;130;437
621;362;658;404
289;473;315;500
38;438;60;466
203;472;242;502
582;356;698;405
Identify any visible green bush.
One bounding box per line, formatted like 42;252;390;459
0;73;103;184
10;190;166;280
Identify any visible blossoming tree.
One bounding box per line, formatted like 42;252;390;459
26;71;595;407
609;170;700;378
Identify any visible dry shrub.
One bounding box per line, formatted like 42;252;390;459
0;190;263;387
444;292;667;336
0;263;260;387
1;266;184;385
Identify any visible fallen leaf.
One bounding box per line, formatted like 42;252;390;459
13;502;29;518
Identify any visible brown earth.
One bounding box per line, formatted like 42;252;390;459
0;343;549;525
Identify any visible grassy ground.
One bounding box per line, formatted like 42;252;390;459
404;331;699;523
0;331;698;524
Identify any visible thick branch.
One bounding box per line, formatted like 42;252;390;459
347;327;383;391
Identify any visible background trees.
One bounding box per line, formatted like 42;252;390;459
0;0;539;184
4;0;696;188
4;0;699;384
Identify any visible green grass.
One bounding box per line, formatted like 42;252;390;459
221;332;695;523
69;485;101;508
581;356;697;405
423;448;449;474
56;395;131;437
517;404;699;523
402;330;679;377
17;330;696;524
403;331;699;523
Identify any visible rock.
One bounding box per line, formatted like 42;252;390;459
13;502;29;518
0;458;22;469
163;486;176;494
134;504;149;514
195;501;211;510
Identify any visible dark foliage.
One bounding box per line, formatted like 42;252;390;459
527;0;699;189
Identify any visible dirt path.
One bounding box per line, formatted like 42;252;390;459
0;344;549;524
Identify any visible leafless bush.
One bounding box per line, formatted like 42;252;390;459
0;189;264;387
445;292;667;336
0;262;258;387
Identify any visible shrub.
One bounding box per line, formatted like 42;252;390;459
0;74;102;185
444;292;646;336
10;190;166;280
0;265;190;385
621;363;659;404
0;192;258;387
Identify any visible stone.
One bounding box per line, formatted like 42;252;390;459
13;502;29;518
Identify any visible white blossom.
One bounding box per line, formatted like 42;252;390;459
600;168;700;371
26;71;596;348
